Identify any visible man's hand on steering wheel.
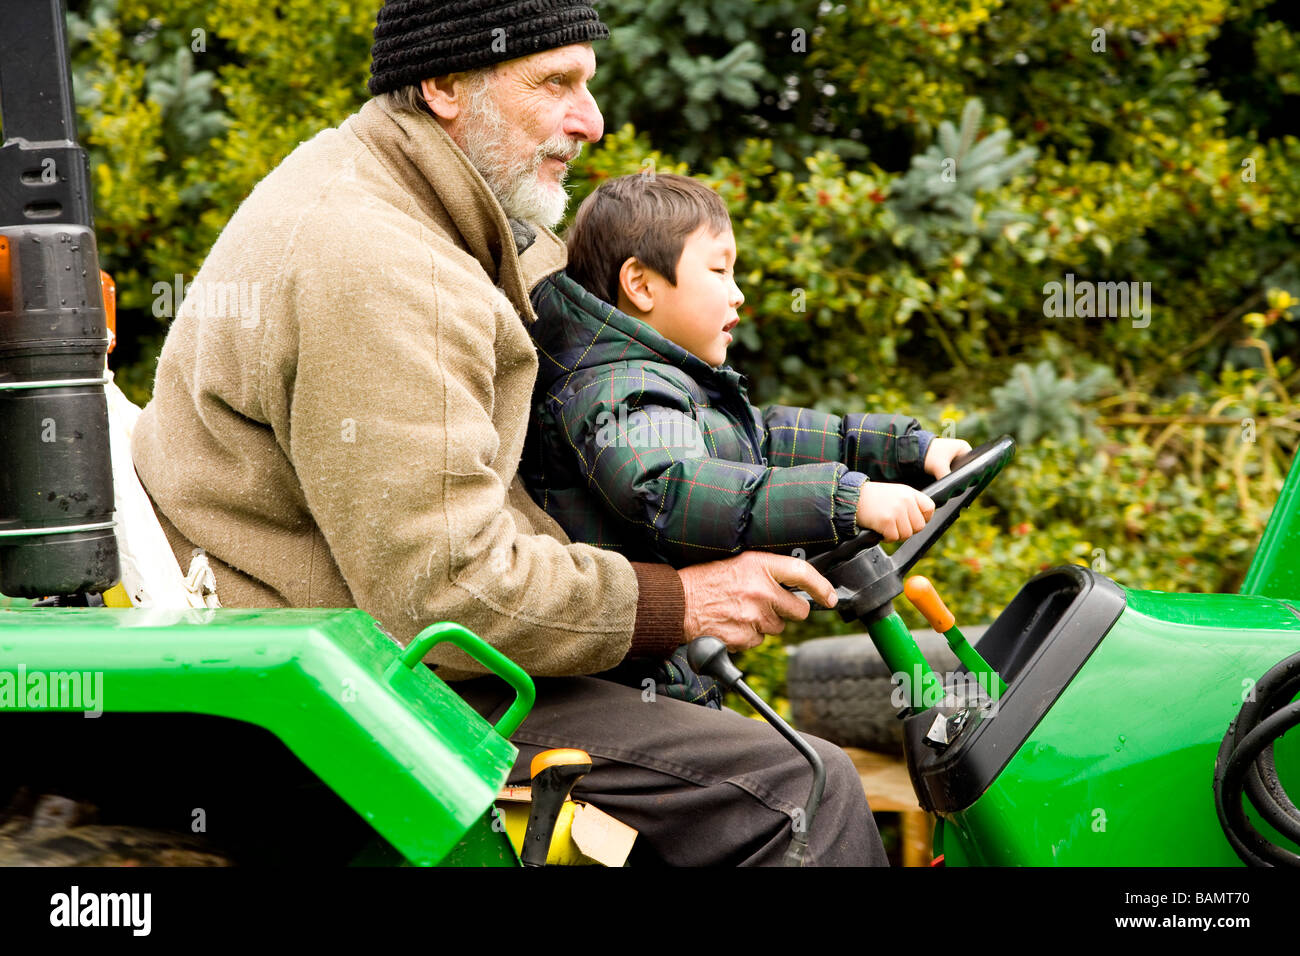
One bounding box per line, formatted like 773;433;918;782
678;552;837;653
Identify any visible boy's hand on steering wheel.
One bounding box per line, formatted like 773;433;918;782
856;482;935;542
924;437;973;479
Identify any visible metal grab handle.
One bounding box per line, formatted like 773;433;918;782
388;621;536;738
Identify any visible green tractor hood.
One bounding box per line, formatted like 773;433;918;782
1240;447;1300;601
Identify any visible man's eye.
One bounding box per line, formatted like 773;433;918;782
547;75;565;87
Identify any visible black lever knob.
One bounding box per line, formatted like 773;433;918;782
686;635;743;688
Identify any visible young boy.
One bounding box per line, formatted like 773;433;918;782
520;173;970;705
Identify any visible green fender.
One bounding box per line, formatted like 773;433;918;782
0;606;532;866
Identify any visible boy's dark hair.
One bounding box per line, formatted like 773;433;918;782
564;173;732;306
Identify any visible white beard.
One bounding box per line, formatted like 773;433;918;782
456;74;582;230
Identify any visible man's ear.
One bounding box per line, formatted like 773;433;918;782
421;75;464;123
618;257;656;314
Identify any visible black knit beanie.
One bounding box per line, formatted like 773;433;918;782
368;0;610;96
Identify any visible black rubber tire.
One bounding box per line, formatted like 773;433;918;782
788;629;984;756
0;792;232;866
0;823;234;866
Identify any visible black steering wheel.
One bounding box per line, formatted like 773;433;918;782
802;435;1016;621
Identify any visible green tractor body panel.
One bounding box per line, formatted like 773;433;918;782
0;606;525;866
1241;447;1300;601
933;587;1300;865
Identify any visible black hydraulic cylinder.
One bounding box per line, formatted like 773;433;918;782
0;0;119;596
0;224;118;595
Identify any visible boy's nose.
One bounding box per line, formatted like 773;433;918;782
729;277;745;309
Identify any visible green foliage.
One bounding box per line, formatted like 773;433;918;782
887;98;1038;263
970;358;1113;445
794;0;1300;390
587;0;858;168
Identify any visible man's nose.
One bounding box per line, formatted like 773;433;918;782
730;277;745;308
566;86;604;143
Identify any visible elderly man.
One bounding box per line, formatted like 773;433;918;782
131;0;886;866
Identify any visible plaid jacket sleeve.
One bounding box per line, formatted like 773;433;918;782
556;375;868;564
761;406;934;484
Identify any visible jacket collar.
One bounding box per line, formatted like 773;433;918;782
530;271;748;395
347;98;563;320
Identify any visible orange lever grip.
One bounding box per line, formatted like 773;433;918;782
530;748;592;779
904;575;955;633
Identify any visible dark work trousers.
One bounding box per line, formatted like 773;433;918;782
452;673;889;866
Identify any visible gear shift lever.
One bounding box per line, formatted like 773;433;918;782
687;636;826;866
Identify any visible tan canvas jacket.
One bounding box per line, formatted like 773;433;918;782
131;97;682;681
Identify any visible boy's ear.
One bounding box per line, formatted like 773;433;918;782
618;257;656;314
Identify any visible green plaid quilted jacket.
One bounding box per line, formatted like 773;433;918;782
521;271;935;568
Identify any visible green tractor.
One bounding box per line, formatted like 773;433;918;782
2;0;1297;868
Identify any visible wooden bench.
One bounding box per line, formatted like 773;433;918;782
843;747;933;867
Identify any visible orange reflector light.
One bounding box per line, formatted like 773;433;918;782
0;236;11;313
100;269;116;353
